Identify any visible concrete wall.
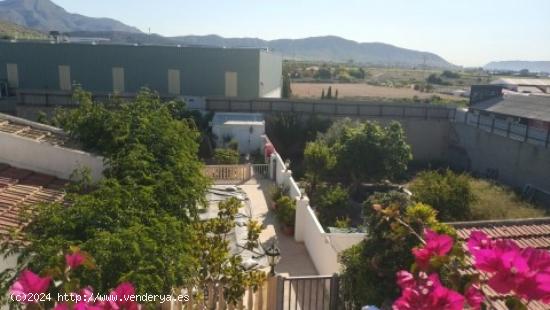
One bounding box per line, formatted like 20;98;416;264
449;122;550;192
0;41;282;98
0;131;104;182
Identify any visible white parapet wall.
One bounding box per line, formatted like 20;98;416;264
269;152;366;275
0;131;104;182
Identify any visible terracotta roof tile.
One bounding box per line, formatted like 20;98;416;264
451;218;550;309
0;164;66;242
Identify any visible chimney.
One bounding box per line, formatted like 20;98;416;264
469;85;503;106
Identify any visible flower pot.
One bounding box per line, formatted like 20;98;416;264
282;225;294;236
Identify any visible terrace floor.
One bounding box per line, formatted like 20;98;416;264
240;179;318;276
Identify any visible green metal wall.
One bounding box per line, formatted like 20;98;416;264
0;41;282;97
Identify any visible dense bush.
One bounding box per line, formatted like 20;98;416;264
315;185;351;228
213;148;240;164
409;170;477;221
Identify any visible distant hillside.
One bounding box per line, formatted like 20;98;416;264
0;0;141;33
68;31;457;68
0;19;45;39
485;61;550;73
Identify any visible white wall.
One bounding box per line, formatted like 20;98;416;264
269;152;366;275
0;132;104;182
261;87;282;98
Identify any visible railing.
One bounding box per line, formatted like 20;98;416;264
454;110;550;148
277;275;339;310
252;164;270;179
203;165;251;184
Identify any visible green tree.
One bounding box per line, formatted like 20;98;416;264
1;88;209;299
303;141;336;194
409;170;477;221
326;86;332;99
332;120;412;186
321;88;325;99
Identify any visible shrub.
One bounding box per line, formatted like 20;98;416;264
275;196;296;227
409;170;477;221
213;148;240;164
227;139;239;151
315;185;351;227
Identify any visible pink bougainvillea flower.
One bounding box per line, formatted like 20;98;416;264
466;231;493;254
396;271;415;289
412;229;454;270
465;285;484;310
466;230;550;304
65;251;86;269
393;272;464;310
10;270;51;303
107;282;138;310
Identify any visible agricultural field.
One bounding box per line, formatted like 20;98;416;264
291;82;460;101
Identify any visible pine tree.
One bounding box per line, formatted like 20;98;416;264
321;89;325;99
335;89;339;100
327;86;332;99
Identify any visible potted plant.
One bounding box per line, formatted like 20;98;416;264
275;196;296;236
269;185;289;210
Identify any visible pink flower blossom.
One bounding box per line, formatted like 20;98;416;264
412;229;454;270
466;230;550;304
65;251;86;269
393;272;464;310
465;285;483;310
10;270;51;304
105;282;138;310
396;271;415;289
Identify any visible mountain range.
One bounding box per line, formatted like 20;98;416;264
0;0;140;33
67;31;457;68
484;61;550;73
2;0;546;70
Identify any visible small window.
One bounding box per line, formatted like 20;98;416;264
168;69;181;95
6;63;18;88
58;65;71;91
225;72;238;97
112;67;125;93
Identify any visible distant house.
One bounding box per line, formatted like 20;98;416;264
490;78;550;94
469;85;550;130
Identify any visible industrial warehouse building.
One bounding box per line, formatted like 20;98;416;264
0;40;283;99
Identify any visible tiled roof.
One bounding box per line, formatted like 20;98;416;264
451;218;550;310
0;163;66;241
0;114;69;146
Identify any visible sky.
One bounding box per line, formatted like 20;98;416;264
52;0;550;67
